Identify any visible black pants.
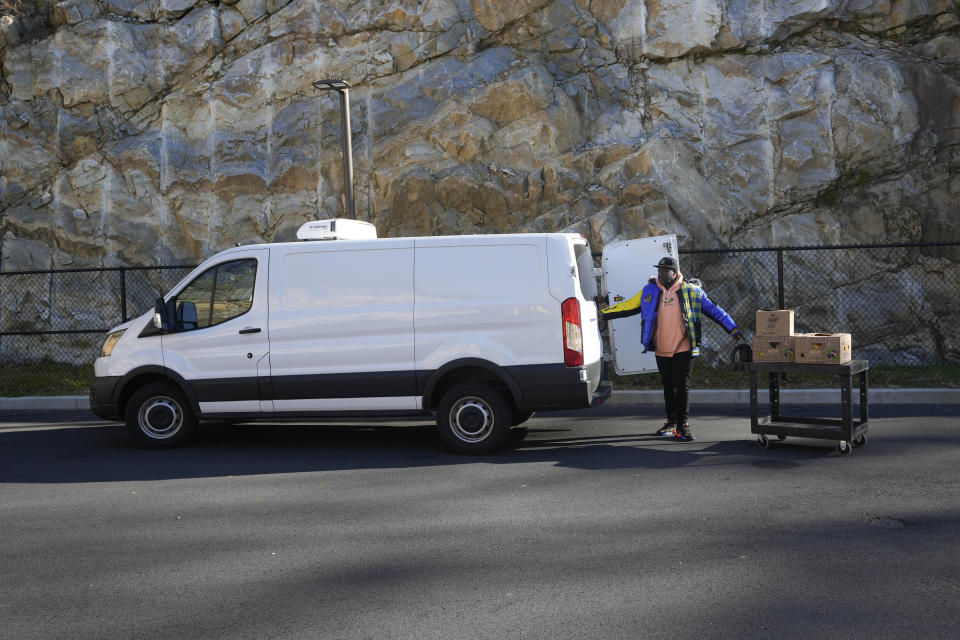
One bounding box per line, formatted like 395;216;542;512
655;351;695;424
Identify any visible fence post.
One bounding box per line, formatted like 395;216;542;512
777;248;785;309
120;268;128;322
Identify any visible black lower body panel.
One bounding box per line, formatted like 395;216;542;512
507;360;603;411
89;376;122;420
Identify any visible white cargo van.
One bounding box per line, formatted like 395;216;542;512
90;220;614;453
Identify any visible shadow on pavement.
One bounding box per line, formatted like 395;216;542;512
1;402;955;483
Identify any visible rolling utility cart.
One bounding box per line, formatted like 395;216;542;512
747;360;869;456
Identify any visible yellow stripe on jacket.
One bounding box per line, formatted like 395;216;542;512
601;290;645;318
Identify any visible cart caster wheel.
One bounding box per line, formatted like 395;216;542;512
757;435;770;449
853;435;867;448
776;434;787;441
837;441;852;456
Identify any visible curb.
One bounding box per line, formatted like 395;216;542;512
1;389;958;411
610;388;960;405
0;396;93;411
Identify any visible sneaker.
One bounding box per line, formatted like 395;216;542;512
675;422;695;442
655;421;676;437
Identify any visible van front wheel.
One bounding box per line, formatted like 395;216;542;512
124;382;197;448
437;383;511;454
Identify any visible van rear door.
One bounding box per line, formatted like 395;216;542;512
600;235;678;375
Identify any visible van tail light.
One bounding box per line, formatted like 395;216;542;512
561;297;584;367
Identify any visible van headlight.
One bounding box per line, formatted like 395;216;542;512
101;329;126;357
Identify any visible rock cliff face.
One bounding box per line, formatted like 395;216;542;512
1;0;960;367
2;0;958;269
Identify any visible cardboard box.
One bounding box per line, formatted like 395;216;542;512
756;309;795;335
753;335;797;362
796;333;852;364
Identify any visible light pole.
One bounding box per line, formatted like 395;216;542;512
313;78;355;220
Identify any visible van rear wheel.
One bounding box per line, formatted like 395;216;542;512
124;382;197;448
437;383;511;454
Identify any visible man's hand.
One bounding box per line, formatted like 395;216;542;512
733;329;747;344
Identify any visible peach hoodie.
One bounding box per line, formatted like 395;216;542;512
654;273;691;357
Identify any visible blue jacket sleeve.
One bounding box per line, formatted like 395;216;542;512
701;293;740;335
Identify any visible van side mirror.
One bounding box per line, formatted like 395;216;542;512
154;297;171;332
177;301;199;330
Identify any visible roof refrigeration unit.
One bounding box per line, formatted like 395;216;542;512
296;218;378;241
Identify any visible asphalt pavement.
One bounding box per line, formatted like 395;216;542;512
1;403;958;639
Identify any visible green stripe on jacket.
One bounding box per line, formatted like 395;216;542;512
680;283;702;355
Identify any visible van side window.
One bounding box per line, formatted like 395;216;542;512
211;260;257;325
176;259;257;329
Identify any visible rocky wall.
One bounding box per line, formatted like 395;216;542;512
1;0;959;364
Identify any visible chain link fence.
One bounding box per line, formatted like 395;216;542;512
0;266;195;394
1;242;958;395
680;242;960;369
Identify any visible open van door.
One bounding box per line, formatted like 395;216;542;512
600;235;678;375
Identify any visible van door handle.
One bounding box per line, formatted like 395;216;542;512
239;327;262;334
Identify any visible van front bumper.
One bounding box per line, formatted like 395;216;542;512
89;376;122;421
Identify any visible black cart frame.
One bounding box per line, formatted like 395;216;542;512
747;359;869;456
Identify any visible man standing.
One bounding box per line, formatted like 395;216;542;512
600;257;745;441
